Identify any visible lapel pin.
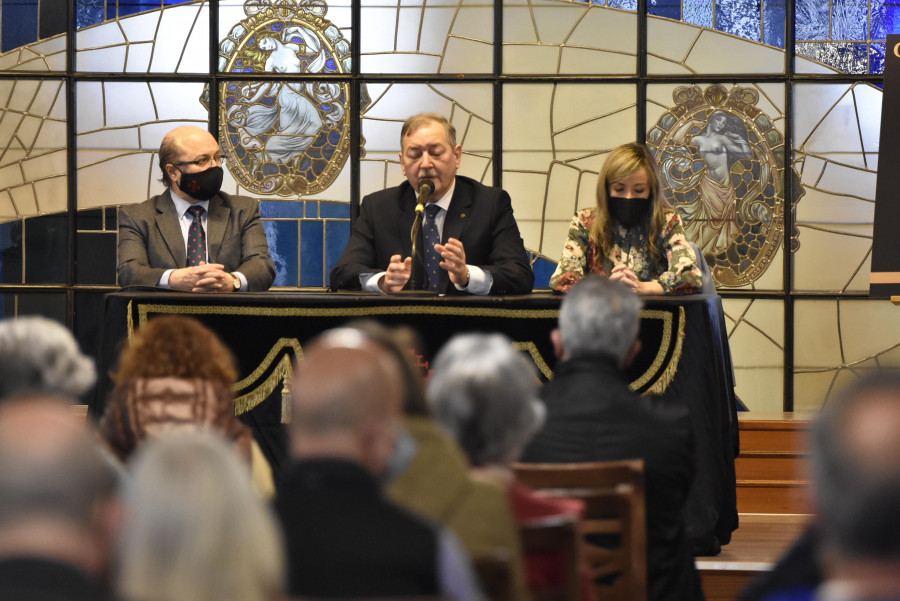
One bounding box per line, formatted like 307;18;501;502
460;213;466;218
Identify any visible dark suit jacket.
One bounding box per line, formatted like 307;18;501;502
275;458;440;598
522;354;704;601
0;557;115;601
116;190;275;291
330;176;534;295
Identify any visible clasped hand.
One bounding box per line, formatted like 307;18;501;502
378;237;469;293
170;263;233;292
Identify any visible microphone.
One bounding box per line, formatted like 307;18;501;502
415;180;435;215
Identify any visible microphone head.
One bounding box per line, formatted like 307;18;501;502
418;180;435;195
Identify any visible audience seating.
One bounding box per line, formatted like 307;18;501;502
520;514;582;601
512;460;647;601
473;552;513;601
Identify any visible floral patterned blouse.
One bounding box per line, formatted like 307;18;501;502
549;208;702;294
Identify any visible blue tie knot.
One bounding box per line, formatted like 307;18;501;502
425;203;440;221
187;205;205;222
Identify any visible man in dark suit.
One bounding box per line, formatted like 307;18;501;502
330;113;533;295
0;394;120;601
521;276;703;601
275;328;484;599
117;126;275;292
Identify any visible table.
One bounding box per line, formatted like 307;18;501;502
93;289;738;551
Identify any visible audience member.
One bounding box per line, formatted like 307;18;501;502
275;328;485;600
0;394;120;601
98;315;273;497
429;332;587;598
521;276;703;601
345;321;530;600
0;316;96;402
116;431;284;601
749;372;900;601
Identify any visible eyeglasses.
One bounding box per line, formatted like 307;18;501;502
174;155;224;169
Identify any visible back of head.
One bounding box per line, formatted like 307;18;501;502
428;333;544;466
558;276;642;365
118;431;284;601
812;371;900;562
0;316;96;402
0;395;118;549
113;315;237;387
290;329;403;472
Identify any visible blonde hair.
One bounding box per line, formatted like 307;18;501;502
117;431;284;601
590;142;672;264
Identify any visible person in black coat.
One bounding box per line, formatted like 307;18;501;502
330;113;533;295
521;276;704;601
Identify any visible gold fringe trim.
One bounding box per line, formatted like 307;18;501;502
630;306;686;395
136;302;559;326
514;341;555;381
234;354;293;417
233;338;305;420
126;300;135;341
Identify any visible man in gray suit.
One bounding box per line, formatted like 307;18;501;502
117;126;275;292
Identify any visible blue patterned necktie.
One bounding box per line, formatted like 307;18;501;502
186;205;207;267
423;203;442;292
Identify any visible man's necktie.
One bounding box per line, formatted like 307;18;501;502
423;204;442;293
186;205;207;267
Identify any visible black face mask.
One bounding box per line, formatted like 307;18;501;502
607;196;652;229
177;166;223;201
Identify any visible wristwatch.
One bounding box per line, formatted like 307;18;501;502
231;273;241;291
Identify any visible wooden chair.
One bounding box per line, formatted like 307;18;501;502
519;514;582;601
473;552;513;601
512;460;648;601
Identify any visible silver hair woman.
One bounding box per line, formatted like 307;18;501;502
116;431;284;601
0;316;96;402
427;333;545;467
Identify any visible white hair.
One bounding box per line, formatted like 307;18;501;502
0;316;96;401
117;431;284;601
558;276;643;364
427;333;545;466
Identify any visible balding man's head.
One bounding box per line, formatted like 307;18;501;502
158;125;219;188
290;330;403;474
0;395;120;573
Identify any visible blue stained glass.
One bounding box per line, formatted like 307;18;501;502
763;0;786;48
649;0;679;19
832;0;867;40
872;1;900;39
716;0;761;42
608;0;637;9
2;0;38;52
260;201;302;218
796;0;828;41
264;220;298;287
300;220;324;287
870;43;886;74
325;221;350;288
0;220;23;285
796;42;870;74
684;0;713;29
305;202;318;218
320;202;350;219
75;0;104;29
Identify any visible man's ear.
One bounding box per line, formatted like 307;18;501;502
398;152;407;177
550;328;564;359
453;144;462;169
622;339;641;369
165;163;179;186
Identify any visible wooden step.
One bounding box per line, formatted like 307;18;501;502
736;480;811;515
738;412;813;455
735;451;809;482
698;514;810;601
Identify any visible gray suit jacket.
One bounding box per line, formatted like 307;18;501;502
116;190;276;291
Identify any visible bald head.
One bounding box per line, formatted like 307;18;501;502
158;125;219;188
291;331;403;473
0;395;119;571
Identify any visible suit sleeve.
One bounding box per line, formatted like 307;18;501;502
329;194;381;291
116;204;166;287
477;190;534;295
235;201;276;291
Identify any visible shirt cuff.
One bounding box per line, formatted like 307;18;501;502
453;265;492;295
234;272;248;291
158;269;174;288
362;272;387;294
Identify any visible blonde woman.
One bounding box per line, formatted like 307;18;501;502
550;142;702;295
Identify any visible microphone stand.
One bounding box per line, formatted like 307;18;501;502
408;181;434;291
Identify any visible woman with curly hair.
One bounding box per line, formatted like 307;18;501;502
550;142;702;295
99;315;273;496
